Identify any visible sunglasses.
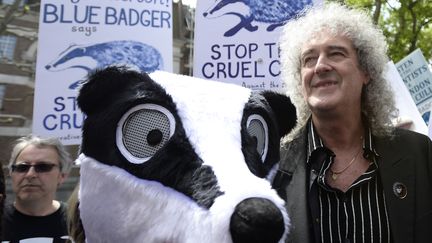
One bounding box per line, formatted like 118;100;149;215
11;163;59;173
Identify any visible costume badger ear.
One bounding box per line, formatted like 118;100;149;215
77;66;144;116
261;91;297;138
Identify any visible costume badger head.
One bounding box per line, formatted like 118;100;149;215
73;66;297;243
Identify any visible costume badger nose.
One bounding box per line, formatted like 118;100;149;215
230;197;285;243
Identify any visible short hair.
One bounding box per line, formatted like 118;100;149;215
8;135;73;174
280;2;397;140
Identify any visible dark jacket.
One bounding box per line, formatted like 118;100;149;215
273;127;432;243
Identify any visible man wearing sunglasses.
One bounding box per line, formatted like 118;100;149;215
2;135;73;242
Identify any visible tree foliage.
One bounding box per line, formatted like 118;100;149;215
331;0;432;63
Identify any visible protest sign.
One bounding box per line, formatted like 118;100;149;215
396;49;432;125
385;61;428;135
33;0;173;145
193;0;319;91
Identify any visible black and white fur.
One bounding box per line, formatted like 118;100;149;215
76;66;297;243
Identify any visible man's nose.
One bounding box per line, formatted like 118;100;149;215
314;56;332;74
24;166;38;177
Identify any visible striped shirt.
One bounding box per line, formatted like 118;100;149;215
307;121;392;243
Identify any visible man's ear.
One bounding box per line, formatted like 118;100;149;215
58;173;68;186
362;70;370;85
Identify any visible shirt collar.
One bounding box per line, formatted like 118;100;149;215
362;126;380;161
307;119;324;158
306;119;379;164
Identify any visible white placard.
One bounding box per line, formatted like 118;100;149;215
193;0;319;91
33;0;173;145
395;48;432;125
385;61;428;135
429;106;432;139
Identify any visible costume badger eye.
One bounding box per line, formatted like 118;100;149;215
116;104;176;164
246;114;269;162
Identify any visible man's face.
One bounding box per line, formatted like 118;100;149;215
10;145;66;203
299;32;369;115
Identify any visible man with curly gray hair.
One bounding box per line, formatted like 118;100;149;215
272;3;432;243
2;135;73;242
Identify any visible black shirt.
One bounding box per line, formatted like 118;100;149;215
2;202;69;243
307;120;392;243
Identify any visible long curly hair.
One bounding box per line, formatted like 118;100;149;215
279;2;397;141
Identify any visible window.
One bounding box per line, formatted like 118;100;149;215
1;0;26;5
0;35;17;61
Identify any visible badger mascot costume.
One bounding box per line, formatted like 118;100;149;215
71;66;297;243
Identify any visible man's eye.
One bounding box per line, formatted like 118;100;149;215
330;51;345;57
302;57;317;67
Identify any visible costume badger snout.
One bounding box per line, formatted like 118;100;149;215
74;66;297;243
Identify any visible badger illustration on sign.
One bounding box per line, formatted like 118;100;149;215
72;66;298;243
203;0;313;37
45;40;163;89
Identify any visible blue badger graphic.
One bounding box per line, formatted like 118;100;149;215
45;40;163;89
203;0;313;37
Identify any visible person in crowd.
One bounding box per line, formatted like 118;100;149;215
66;184;85;243
2;135;73;242
272;3;432;243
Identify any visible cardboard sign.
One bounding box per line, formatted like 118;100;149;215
396;49;432;125
33;0;173;145
193;0;319;91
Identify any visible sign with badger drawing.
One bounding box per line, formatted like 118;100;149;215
33;0;173;145
193;0;320;91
